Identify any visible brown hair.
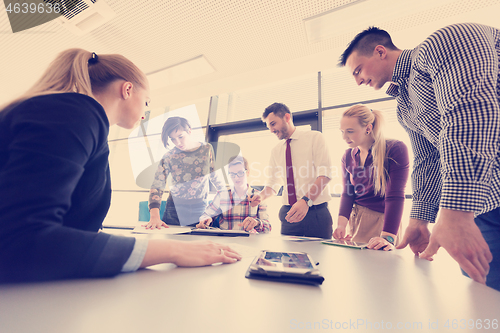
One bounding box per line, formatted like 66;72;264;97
1;48;147;112
262;102;291;120
161;117;192;147
228;155;249;170
343;104;387;196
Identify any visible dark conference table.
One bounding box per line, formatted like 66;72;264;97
1;229;499;333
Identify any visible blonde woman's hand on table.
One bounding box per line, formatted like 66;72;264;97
140;240;242;268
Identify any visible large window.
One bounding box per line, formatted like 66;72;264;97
105;68;415;227
214;72;319;124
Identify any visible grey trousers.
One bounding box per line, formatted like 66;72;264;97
279;203;333;239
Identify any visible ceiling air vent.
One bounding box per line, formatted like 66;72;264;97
57;0;116;36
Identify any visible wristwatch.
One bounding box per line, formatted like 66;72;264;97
381;235;395;245
301;196;313;207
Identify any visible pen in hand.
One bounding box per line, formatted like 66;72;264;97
196;217;212;229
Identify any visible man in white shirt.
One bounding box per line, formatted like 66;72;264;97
250;103;333;238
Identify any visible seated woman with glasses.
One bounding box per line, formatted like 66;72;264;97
197;156;271;233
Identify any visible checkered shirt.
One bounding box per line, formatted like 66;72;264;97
386;23;500;222
200;186;271;232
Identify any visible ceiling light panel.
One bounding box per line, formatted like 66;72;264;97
304;0;458;43
147;55;215;89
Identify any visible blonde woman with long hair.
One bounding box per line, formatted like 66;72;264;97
334;104;409;250
0;49;240;283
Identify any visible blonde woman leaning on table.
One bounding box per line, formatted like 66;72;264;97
0;49;240;283
333;104;409;251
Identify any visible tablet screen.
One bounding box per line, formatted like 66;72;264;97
255;251;314;270
246;251;324;285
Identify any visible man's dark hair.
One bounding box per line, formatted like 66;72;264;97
262;102;291;120
338;27;398;67
161;116;191;147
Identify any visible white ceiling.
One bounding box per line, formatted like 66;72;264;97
1;0;499;108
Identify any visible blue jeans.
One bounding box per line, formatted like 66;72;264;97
463;207;500;291
162;195;207;227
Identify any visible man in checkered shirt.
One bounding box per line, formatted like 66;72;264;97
339;23;500;291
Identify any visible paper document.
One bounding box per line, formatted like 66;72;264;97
283;236;326;242
132;225;191;235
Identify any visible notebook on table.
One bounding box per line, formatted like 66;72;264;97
189;227;250;237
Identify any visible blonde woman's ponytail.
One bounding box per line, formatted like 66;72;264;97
1;48;147;112
370;109;387;196
35;49;95;95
